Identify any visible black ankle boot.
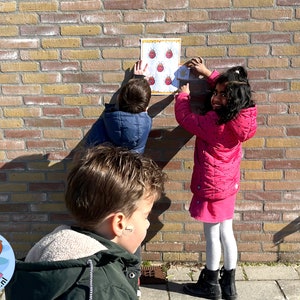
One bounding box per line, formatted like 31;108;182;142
183;266;221;300
219;267;237;300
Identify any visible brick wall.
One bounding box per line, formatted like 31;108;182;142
0;0;299;264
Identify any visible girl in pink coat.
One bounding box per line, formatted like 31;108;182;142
175;57;257;300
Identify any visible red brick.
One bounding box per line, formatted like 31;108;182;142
243;212;281;222
287;128;300;136
234;222;262;231
24;96;61;105
277;0;300;5
103;0;143;9
20;25;59;36
251;81;288;92
82;12;122;23
209;9;250;20
0;222;30;232
0;50;18;60
27;140;64;149
29;183;65;192
125;11;165;22
62;73;101;83
82;84;119;94
64;119;96;127
244;191;282;201
12;214;48;222
83;37;121;47
50;213;73;222
245;149;284;159
25;118;61;127
241;252;278;262
238;243;261;252
41;61;80;71
41;13;80;23
146;242;183;252
61;1;101;11
269;92;299;103
0;140;25;150
2;85;41;95
4;130;41;139
265;160;300;169
0;38;39;49
270;69;300;79
147;0;188;9
251;33;291;43
189;22;228;33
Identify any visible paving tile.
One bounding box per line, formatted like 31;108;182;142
278;280;300;300
167;266;201;281
236;281;285;300
140;284;169;300
140;265;300;300
167;265;245;281
168;281;204;300
243;265;299;280
167;280;285;300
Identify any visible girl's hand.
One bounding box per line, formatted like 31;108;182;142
185;57;212;78
179;83;190;95
134;60;148;76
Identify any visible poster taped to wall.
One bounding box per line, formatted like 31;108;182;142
141;38;181;95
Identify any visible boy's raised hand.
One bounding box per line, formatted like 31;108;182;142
134;60;149;77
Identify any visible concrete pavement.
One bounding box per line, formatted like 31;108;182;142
140;263;300;300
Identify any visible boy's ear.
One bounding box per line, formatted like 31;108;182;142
111;212;126;237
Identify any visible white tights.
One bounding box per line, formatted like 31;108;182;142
203;219;237;271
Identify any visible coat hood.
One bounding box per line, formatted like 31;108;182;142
25;225;107;262
228;106;257;142
86;104;152;154
103;104;152;153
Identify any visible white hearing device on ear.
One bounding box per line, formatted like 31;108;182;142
125;225;134;232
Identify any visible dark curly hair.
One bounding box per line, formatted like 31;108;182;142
214;66;255;124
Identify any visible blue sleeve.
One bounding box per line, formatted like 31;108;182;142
85;117;108;147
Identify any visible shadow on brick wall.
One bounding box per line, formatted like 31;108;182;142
143;194;171;245
273;216;300;261
0;153;74;258
273;216;300;245
0;67;211;258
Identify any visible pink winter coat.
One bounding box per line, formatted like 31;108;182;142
175;75;257;206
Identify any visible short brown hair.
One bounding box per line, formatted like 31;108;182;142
118;78;151;113
65;145;166;228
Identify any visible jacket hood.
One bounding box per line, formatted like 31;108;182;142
25;225;107;262
103;104;152;154
228;105;257;142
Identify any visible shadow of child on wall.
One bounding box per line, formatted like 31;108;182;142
0;153;74;258
273;216;300;261
273;216;300;245
0;64;211;259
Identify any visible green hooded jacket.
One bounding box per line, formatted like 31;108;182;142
5;226;140;300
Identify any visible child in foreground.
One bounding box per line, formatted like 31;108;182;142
175;57;257;300
5;145;167;300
